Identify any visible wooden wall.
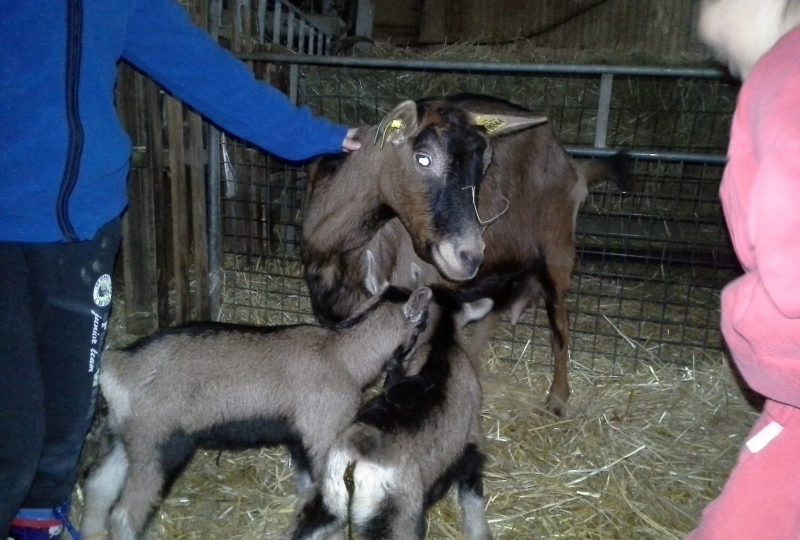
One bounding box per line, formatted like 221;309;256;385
116;8;212;334
117;0;254;334
117;0;329;335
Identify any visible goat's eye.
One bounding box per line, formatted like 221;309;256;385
415;153;431;167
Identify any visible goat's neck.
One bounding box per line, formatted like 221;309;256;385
304;144;390;256
331;318;406;387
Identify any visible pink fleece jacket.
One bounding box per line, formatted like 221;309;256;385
719;26;800;408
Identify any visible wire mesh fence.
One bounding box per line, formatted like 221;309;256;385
216;58;740;375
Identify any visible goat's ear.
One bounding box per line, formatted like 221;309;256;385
364;249;389;296
465;111;548;138
403;287;433;326
376;100;418;147
410;262;422;289
458;298;494;326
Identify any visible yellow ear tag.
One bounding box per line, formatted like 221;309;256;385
378;118;405;150
473;116;505;135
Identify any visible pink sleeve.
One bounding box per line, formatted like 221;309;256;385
750;81;800;318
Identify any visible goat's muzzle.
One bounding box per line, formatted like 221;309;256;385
431;236;485;281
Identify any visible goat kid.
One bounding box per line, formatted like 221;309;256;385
292;258;495;540
80;285;433;540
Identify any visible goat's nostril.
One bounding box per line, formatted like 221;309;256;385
459;250;484;273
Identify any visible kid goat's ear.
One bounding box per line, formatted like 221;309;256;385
364;249;389;296
459;298;494;327
403;287;433;327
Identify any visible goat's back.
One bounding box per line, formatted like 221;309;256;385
99;323;348;428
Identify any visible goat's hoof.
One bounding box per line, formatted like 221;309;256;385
544;395;567;417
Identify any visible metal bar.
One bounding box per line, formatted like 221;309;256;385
595;73;613;149
236;52;730;79
565;146;727;164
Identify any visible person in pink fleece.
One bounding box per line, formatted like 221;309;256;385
689;1;800;538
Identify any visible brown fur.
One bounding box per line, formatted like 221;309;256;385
304;95;625;416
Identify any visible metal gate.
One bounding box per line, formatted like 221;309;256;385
212;54;739;374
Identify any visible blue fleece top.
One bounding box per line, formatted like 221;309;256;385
0;0;348;243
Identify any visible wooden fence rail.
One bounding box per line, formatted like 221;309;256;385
116;0;331;335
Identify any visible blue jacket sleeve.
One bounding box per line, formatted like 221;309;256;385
121;0;347;162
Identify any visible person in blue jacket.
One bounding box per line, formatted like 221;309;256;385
0;1;360;538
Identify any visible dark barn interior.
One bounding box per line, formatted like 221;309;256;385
80;1;759;538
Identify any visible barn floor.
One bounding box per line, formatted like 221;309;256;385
76;323;757;539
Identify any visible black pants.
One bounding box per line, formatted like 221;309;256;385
0;219;121;535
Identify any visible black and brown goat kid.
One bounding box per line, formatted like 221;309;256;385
79;285;433;540
292;280;495;540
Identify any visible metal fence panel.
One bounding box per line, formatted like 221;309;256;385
216;57;740;373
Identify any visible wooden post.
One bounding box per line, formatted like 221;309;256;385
354;0;374;39
118;67;159;335
166;97;190;325
207;0;224;320
188;111;210;321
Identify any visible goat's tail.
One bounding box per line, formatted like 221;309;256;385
344;460;357;540
574;151;633;193
323;436;395;529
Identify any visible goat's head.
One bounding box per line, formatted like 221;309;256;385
373;98;547;281
353;252;434;363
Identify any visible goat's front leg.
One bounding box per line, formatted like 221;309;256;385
81;440;128;538
290;490;344;540
461;312;497;362
287;441;315;494
456;445;492;540
379;483;426;540
110;434;193;540
108;456;164;540
382;500;426;540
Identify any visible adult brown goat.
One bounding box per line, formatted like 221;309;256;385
302;94;625;416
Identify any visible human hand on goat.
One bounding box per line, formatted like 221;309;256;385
342;127;362;152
